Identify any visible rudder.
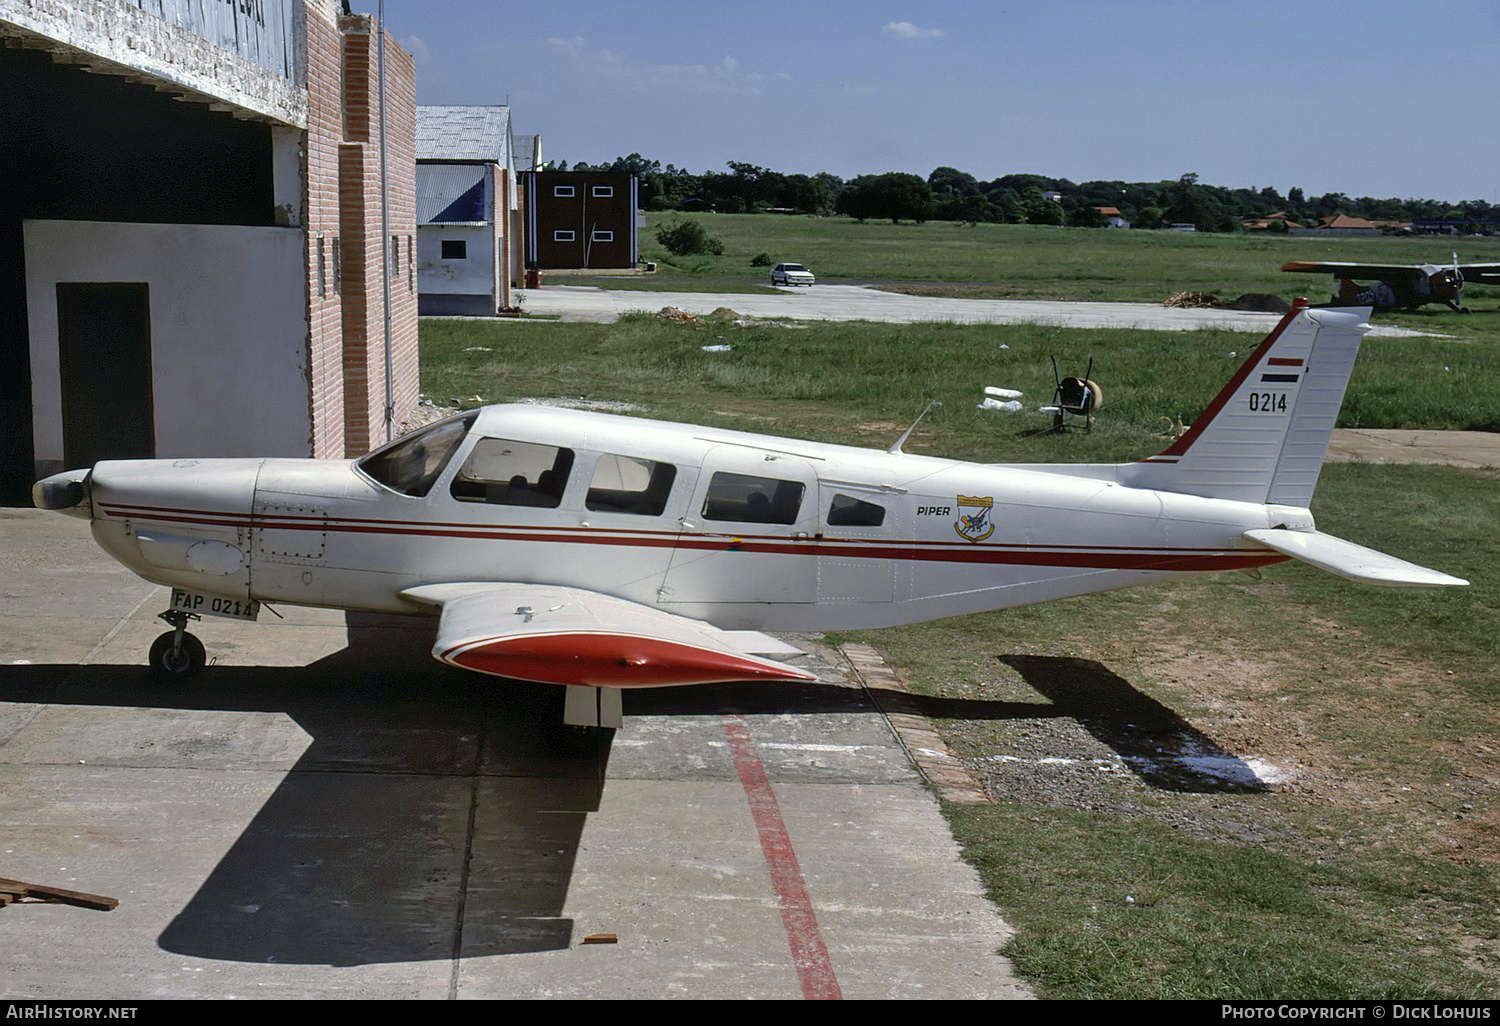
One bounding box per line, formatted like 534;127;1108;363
1124;304;1371;505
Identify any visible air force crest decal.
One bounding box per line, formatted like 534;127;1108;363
954;495;995;543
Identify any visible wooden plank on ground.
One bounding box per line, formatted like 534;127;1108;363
0;877;118;911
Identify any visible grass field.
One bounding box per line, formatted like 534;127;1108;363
421;315;1500;440
622;211;1500;306
419;221;1499;999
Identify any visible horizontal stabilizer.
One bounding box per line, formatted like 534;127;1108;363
1243;529;1468;588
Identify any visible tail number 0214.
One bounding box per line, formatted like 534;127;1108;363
1248;392;1288;413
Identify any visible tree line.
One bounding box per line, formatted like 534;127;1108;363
557;154;1497;232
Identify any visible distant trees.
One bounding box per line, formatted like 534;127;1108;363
835;172;933;223
928;166;981;198
1024;191;1065;226
1067;205;1108;228
556;154;1496;232
1163;172;1237;232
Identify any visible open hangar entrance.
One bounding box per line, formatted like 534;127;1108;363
0;43;302;499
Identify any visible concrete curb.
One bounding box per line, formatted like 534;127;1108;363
838;643;991;805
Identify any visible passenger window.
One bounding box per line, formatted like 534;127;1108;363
702;472;804;525
827;493;886;527
450;438;574;507
586;455;677;516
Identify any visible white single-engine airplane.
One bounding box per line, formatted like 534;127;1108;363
34;302;1467;736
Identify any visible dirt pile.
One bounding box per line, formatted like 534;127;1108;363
1163;291;1292;313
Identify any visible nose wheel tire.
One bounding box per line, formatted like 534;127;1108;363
149;630;206;678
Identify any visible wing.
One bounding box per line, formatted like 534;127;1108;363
401;582;818;687
1280;260;1429;279
1456;263;1500;285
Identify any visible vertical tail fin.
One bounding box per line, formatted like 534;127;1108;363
1123;304;1371;505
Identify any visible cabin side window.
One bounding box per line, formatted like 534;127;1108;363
450;438;575;508
827;493;886;527
702;472;804;525
357;413;477;497
585;455;677;516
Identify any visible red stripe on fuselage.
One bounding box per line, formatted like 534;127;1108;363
97;503;1287;572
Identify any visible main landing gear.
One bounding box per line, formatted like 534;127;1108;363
545;685;622;758
149;610;207;678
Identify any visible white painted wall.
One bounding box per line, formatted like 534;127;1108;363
25;220;312;468
416;223;496;297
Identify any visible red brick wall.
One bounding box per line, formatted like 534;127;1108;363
304;1;346;459
336;15;418;456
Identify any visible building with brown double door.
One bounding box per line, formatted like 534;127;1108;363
523;172;638;270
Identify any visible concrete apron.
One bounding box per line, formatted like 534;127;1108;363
0;509;1029;1000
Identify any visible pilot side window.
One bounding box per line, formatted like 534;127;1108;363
586;454;677;516
702;472;804;525
357;413;477;497
827;493;886;527
450;438;575;508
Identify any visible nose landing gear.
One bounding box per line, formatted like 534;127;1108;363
149;610;207;677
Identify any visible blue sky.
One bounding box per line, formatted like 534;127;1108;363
381;1;1499;204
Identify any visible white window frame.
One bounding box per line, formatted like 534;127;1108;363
590;229;614;243
553;229;576;242
553;185;576;198
591;185;614;198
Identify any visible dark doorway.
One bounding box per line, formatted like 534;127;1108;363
56;283;154;468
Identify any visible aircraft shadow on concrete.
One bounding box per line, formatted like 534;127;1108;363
0;617;610;966
0;630;1260;965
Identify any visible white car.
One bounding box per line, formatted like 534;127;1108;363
770;262;815;287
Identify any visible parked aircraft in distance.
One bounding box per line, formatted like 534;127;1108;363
1281;257;1500;312
34;302;1466;739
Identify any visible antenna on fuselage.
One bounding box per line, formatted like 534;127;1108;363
888;400;942;454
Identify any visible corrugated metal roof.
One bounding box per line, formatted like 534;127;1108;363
514;135;537;172
417;105;510;162
417;164;488;224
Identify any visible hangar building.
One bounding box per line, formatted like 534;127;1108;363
0;0;419;502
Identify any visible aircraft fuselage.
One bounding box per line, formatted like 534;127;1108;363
83;404;1292;633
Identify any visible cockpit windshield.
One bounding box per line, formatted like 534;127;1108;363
357;412;477;496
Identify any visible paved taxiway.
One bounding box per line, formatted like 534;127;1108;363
523;283;1438;336
0;509;1030;1000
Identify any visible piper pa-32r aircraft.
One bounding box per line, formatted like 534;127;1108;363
34;302;1466;736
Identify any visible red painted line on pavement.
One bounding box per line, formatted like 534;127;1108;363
720;714;842;1001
